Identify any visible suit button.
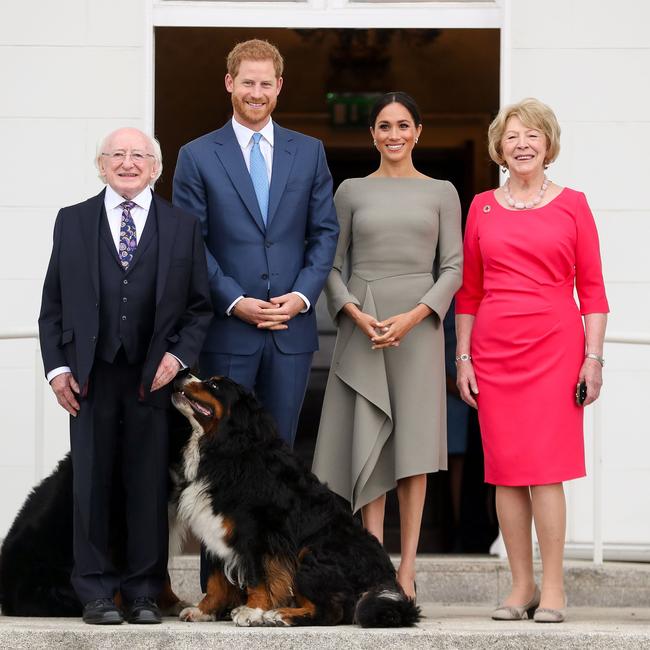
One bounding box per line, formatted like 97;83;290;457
122;315;127;321
123;279;128;285
91;336;96;341
265;241;272;248
122;297;128;303
261;273;268;280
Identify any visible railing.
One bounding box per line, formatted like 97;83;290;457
1;328;44;482
489;331;650;564
592;332;650;563
2;328;649;562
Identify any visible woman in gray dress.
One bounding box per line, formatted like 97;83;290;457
313;92;463;599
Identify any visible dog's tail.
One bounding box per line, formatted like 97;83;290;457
354;584;421;628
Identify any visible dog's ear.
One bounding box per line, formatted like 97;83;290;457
221;388;279;444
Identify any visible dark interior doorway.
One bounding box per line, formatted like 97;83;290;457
155;26;500;554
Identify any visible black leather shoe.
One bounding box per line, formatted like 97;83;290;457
82;598;124;625
127;596;162;624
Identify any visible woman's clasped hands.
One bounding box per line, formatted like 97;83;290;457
370;312;421;349
346;303;429;350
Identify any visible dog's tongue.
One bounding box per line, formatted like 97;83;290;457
189;399;211;416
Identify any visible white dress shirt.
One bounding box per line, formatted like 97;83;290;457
226;117;310;316
104;184;152;252
231;116;274;182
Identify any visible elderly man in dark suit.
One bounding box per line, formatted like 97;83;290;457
38;127;212;625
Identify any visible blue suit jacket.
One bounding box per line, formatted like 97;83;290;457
173;121;339;355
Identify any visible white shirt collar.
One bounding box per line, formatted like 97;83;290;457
231;116;275;149
104;184;153;211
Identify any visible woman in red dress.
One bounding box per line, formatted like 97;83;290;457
455;98;608;623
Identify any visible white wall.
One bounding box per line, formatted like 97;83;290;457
1;0;648;555
508;0;650;554
0;0;147;535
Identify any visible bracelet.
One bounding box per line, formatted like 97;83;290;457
455;353;472;363
585;352;605;367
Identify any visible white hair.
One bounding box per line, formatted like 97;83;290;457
95;128;163;186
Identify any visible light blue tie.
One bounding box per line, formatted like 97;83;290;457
249;132;269;224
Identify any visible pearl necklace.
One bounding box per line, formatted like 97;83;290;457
503;175;550;209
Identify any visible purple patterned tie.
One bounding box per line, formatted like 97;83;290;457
119;201;138;270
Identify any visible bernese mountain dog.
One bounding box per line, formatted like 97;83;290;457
171;374;421;628
0;410;191;617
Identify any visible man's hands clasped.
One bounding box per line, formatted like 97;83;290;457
233;293;306;330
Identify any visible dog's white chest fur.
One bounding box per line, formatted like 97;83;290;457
178;480;243;586
182;424;203;482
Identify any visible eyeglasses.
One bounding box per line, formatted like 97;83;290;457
101;150;156;163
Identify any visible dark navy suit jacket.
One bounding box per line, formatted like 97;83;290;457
38;189;213;408
172;121;339;355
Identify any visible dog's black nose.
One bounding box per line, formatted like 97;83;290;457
177;367;191;380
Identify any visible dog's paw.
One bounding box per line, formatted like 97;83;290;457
262;609;290;627
179;606;216;622
162;599;192;617
231;605;265;627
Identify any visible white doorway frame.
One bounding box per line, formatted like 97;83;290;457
146;0;509;131
143;0;642;565
144;0;520;556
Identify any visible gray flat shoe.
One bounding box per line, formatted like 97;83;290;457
491;585;540;621
534;599;567;623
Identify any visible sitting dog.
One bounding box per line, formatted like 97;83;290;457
0;410;191;617
172;374;421;627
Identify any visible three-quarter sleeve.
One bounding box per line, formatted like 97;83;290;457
325;181;361;321
419;181;463;320
455;197;485;315
574;192;609;314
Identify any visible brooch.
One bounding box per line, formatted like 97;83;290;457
483;205;491;213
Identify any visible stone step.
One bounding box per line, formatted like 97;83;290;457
2;605;649;650
170;554;650;608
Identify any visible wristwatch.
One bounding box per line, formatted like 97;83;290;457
455;353;472;363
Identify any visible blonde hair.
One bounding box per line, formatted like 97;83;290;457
226;39;284;79
488;97;561;167
94;128;163;186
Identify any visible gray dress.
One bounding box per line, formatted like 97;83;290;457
312;177;463;512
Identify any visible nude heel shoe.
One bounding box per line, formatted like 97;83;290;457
533;596;567;623
491;585;540;621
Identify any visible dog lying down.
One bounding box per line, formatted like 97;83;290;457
171;374;420;628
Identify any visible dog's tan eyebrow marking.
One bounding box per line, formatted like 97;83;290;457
182;383;225;437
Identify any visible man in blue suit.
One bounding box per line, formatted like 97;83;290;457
173;39;338;449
